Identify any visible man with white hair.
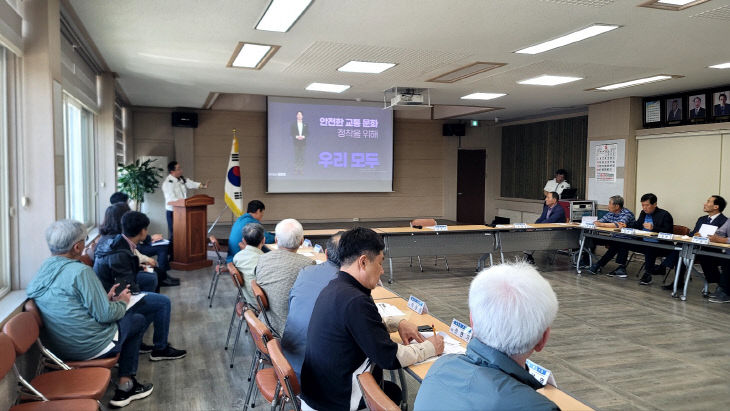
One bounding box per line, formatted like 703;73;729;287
414;262;560;411
253;218;315;335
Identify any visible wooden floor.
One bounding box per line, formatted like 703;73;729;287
107;250;730;410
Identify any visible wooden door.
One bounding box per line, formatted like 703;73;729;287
457;149;486;224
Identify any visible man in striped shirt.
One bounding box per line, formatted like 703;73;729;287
585;195;636;277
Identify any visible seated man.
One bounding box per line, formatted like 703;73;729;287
254;218;314;335
110;192;178;286
632;193;674;285
524;191;566;265
232;222;266;307
95;211;187;360
301;228;444;410
281;231;342;380
586;195;636;277
414;262;559;411
708;218;730;303
543;168;570;198
227;200;275;262
660;195;727;290
26;220;153;408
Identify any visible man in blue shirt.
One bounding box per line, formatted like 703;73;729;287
585;195;636;277
414;261;559;411
524;191;566;264
281;231;342;380
226;200;275;262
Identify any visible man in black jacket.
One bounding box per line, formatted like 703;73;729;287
660;195;728;290
94;211;186;361
629;193;674;285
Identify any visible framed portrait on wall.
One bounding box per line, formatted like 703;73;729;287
688;93;707;123
712;90;730;120
665;97;683;124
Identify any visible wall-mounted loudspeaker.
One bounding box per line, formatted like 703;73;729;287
442;123;465;136
172;112;198;128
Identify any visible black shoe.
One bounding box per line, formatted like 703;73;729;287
166;274;180;282
709;289;730;303
639;272;653;285
524;255;536;265
160;278;180;287
585;264;601;275
607;266;628;278
661;282;674;291
139;343;153;354
109;377;153;408
150;344;187;361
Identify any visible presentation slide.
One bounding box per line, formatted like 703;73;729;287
267;96;394;193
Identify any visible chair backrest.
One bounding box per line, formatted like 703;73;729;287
251;280;269;310
209;235;225;262
227;262;244;290
2;312;40;355
24;299;43;327
558;201;571;223
357;371;400;411
410;218;437;228
266;339;301;398
0;333;16;379
244;309;272;354
673;225;690;236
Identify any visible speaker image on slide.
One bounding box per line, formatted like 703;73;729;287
443;123;466;136
172;112;198;128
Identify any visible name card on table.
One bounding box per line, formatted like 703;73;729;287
580;223;595;229
407;295;428;314
692;236;710;245
658;232;674;240
526;359;557;387
620;228;635;235
581;216;598;225
313;244;323;253
302;239;312;247
514;223;531;229
426;225;448;231
449;319;472;343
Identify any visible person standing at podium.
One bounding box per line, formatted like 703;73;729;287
162;160;209;240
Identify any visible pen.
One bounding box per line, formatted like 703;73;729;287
432;323;435;332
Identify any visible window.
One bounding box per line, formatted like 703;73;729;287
63;94;97;227
0;46;11;298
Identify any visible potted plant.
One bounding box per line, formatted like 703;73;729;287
117;159;164;211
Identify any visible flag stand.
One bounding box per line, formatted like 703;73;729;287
208;204;233;234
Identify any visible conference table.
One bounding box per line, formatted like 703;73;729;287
372;286;594;411
574;225;730;301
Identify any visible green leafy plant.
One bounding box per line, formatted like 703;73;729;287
117;159;164;211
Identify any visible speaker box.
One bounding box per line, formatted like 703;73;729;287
171;112;198;128
442;123;465;136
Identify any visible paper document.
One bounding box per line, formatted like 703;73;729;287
301;252;314;257
412;331;466;365
127;293;146;310
376;303;405;319
699;224;718;238
581;216;598;224
152;239;170;246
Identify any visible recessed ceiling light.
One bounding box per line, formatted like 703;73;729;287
256;0;313;32
515;24;619;55
709;62;730;69
593;75;676;91
657;0;695;5
461;93;507;101
227;42;280;70
337;61;396;74
639;0;709;11
305;82;351;93
518;75;583;86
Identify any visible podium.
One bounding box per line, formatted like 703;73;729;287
169;195;214;271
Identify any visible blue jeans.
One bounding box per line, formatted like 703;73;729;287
136;272;158;293
100;311;146;377
128;292;171;350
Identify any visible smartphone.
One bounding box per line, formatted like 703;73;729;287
114;279;130;296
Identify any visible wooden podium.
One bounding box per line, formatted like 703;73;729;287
169;195;214;271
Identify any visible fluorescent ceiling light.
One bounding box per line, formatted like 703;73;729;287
657;0;695;5
256;0;313;32
461;93;507;100
516;24;619;55
305;82;350;93
709;62;730;69
231;43;273;68
338;61;396;74
518;75;583;86
595;75;672;90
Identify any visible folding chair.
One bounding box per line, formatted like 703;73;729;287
2;312;110;402
0;333;99;411
357;371;400;411
267;339;301;411
251;280;279;338
243;310;280;411
224;262;253;368
409;218;448;271
207;235;229;308
24;300;119;370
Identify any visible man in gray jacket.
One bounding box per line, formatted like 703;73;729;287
414;261;560;411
